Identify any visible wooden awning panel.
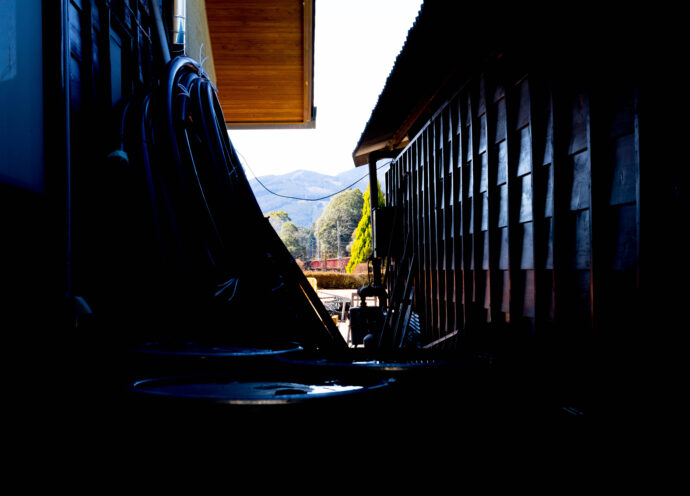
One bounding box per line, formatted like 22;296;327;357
206;0;314;128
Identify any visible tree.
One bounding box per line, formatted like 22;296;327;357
265;210;291;232
347;180;385;273
278;221;306;260
279;221;311;261
314;189;363;259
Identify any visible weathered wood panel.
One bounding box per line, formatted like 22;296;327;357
383;54;642;354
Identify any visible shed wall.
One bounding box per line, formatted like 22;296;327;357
384;55;645;369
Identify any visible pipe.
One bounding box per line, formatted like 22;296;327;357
367;150;394;287
171;0;186;56
62;0;73;300
368;155;379;259
150;0;171;64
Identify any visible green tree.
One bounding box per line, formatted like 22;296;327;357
266;210;291;232
347;181;385;273
314;189;363;259
279;221;308;261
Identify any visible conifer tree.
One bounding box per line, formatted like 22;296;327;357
346;181;385;273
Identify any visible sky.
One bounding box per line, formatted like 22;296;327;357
229;0;424;179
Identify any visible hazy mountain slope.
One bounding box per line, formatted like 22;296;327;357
248;166;386;228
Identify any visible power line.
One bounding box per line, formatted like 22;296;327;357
238;151;392;202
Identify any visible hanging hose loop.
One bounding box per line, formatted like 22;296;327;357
113;55;347;350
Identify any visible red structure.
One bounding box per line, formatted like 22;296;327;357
306;257;350;271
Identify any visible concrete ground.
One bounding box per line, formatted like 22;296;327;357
317;288;359;345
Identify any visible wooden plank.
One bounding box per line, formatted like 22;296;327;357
433;118;445;336
422;131;434;338
430;122;442;339
469;78;486;327
491;70;510;325
445;155;455;329
504;72;522;324
633;84;641;291
609;133;637;206
302;0;314;123
413;141;425;329
443;106;455;332
550;81;568;328
453;96;466;329
461;89;474;327
528;76;553;330
553;86;594;329
205;0;312;126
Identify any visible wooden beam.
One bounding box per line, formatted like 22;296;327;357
205;0;314;127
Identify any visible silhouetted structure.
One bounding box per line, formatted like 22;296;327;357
2;0;684;476
353;0;685;458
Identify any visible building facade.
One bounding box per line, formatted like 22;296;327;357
354;0;686;412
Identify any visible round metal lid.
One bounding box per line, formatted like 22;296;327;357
132;343;303;358
130;375;394;405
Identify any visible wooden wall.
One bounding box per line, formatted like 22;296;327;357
384;56;642;362
65;0;158;306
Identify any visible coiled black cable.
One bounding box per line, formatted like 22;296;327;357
113;56;346;352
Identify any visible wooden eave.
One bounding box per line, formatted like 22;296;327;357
205;0;315;129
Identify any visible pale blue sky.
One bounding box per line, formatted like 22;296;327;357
229;0;423;179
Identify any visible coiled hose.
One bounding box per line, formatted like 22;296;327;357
108;56;345;352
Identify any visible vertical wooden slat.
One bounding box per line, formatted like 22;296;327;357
583;89;595;332
410;143;420;327
454;95;466;332
436;115;446;336
428;123;436;341
477;75;491;327
419;129;429;338
633;84;640;294
498;70;514;330
550;79;567;334
468;82;482;330
591;78;640;343
528;74;554;332
430;120;439;338
415;139;425;330
477;72;501;329
549;81;592;337
444;105;455;333
461;89;473;334
429;121;440;341
543;82;557;326
570;91;592;330
517;76;537;331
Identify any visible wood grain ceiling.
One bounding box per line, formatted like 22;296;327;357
205;0;315;129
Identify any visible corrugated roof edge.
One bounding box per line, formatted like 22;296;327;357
351;2;424;166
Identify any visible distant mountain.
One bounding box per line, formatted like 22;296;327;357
247;166;388;228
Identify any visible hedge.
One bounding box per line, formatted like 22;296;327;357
302;271;370;290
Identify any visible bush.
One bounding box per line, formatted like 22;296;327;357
302;271;369;289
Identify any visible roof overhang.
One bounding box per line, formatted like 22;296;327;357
205;0;315;129
352;136;410;167
353;2;645;168
352;2;458;167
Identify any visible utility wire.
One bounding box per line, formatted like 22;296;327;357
238;151;392;201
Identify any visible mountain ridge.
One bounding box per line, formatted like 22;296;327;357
248;166;387;228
